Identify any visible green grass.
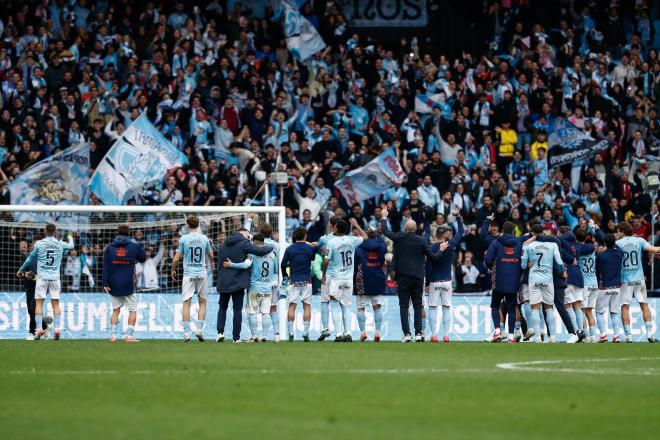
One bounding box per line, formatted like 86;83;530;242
1;341;659;439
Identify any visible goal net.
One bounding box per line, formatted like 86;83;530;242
0;205;286;338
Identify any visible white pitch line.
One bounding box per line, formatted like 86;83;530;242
496;357;660;376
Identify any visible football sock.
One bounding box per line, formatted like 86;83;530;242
422;314;427;334
374;308;382;332
36;314;43;330
126;326;135;337
196;319;205;333
357;310;366;332
428;307;437;337
589;326;597;339
182;321;190;334
611;313;623;337
110;324;118;338
331;301;342;334
321;302;329;331
442;307;451;337
262;313;272;338
522;303;533;328
566;308;577;333
532;309;542;336
574;309;584;331
596;312;607;335
270;311;279;335
340;303;351;335
303;320;310;335
645;321;653;336
53;314;61;330
499;321;505;331
515;321;521;331
545;308;556;336
248;315;258;338
623;325;631;337
287;321;294;336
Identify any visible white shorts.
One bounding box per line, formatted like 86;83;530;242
564;285;583;305
529;282;554;305
329;279;353;306
428;281;452;307
582;286;599;309
621;281;648;305
247;292;272;315
182;276;208;301
320;278;331;302
289;282;313;304
356;295;382;309
518;284;529;304
271;285;279;306
35;279;61;300
111;293;137;312
596;288;621;314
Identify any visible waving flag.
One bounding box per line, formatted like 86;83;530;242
10;143;90;224
276;0;326;61
415;93;444;114
545;117;609;167
89;113;187;205
335;149;405;204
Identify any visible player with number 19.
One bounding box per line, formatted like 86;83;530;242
171;216;214;342
17;223;74;341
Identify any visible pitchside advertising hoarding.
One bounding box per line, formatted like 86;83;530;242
0;293;656;341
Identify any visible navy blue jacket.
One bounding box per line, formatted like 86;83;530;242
485;233;523;294
596;247;623;289
217;232;273;293
425;219;465;284
281;241;315;283
559;232;595;288
102;236;147;296
355;237;387;296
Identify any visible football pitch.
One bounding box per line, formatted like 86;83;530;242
1;341;659;439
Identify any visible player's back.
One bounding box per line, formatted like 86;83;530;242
36;237;70;280
524;241;559;284
579;248;597;287
250;250;278;294
616;236;646;282
284;242;315;282
327;235;363;279
179;232;211;277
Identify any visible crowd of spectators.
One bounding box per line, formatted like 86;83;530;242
0;1;659;291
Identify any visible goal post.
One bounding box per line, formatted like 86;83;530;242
0;204;287;338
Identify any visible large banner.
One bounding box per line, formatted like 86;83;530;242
1;292;655;341
277;0;326;61
89;113;187;205
546;118;610;167
337;0;428;27
335;148;406;204
9;143;90;224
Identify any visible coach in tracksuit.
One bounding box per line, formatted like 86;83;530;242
216;228;273;342
103;225;147;341
485;222;522;341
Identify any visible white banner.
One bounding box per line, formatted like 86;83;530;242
337;0;428;27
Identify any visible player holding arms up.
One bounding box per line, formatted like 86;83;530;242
521;224;565;343
595;234;625;343
103;225;147;342
281;227;316;342
18;224;74;341
224;233;279;342
171;216;214;342
615;222;660;343
323;218;368;342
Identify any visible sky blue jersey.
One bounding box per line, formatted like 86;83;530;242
177;232;212;277
317;232;334;253
521;241;564;284
264;237;280;280
20;236;75;281
326;235;364;280
616;236;652;283
579;249;598;288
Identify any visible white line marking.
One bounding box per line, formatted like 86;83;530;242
496;357;660;376
4;368;495;376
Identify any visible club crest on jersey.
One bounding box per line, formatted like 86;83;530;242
115;247;127;257
504;247;515;255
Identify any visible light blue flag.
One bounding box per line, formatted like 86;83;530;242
89;113;188;205
277;0;326;61
335;149;406;204
10;143;90;224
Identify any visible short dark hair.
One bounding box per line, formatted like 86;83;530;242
329;216;339;226
532;224;544;235
45;224;56;236
367;229;377;239
187;215;200;229
502;222;515;234
575;228;587;242
293;227;307;242
528;218;540;228
335;219;348;235
260;223;273;238
604;233;616;248
559;225;570;234
618;222;633;236
252;233;265;243
118;224;130;236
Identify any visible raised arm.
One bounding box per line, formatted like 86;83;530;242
379;208;395;240
480;215;493;245
349;217;368;240
448;215;465;249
